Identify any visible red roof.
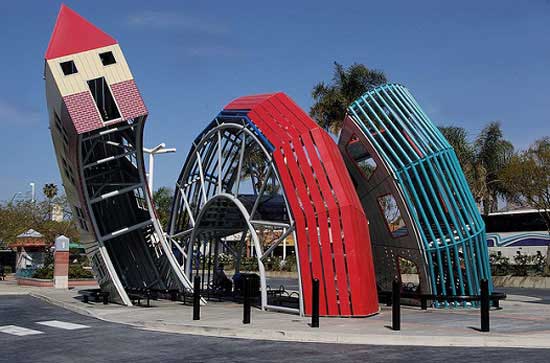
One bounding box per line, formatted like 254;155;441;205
224;93;279;110
45;4;117;60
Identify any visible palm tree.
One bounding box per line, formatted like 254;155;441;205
42;183;58;221
310;62;387;135
439;123;514;214
43;183;58;201
474;122;514;214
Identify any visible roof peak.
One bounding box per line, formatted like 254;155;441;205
45;4;117;60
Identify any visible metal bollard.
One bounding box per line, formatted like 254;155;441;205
102;292;109;305
193;275;201;320
392;279;401;331
311;278;320;328
421;295;427;310
243;276;251;324
480;279;489;332
493;295;500;309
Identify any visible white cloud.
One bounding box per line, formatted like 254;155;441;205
126;11;227;35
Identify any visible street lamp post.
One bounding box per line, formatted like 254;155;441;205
29;182;35;203
143;143;176;193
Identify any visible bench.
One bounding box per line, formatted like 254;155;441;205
126;288;154;307
80;289;109;304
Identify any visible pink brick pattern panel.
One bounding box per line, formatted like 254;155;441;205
63;91;103;134
110;80;148;120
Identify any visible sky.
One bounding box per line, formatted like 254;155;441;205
0;0;549;202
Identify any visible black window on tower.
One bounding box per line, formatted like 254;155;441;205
87;77;121;122
99;51;116;66
60;60;78;75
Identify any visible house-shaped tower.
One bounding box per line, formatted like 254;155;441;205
45;5;192;304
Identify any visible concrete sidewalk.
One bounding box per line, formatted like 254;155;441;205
2;280;550;348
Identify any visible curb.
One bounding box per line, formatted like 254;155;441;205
29;292;99;319
135;321;550;349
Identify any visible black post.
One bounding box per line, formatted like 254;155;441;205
392;279;400;331
480;278;489;332
193;275;201;320
243;276;251;324
312;278;320;328
492;295;500;309
102;292;109;305
421;295;427;310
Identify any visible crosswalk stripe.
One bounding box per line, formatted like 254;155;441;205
0;325;44;336
36;320;90;330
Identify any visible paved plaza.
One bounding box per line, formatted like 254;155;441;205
2;279;550;350
1;294;550;363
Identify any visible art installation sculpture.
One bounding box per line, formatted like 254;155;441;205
45;5;193;304
338;83;492;301
45;5;491;313
168;93;379;316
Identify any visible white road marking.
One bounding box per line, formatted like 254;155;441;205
36;320;90;330
0;325;44;336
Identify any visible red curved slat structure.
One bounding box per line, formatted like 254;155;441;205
231;93;379;316
171;92;379;316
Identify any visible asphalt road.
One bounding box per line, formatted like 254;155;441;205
1;295;549;363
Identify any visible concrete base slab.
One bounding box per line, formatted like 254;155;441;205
3;281;550;349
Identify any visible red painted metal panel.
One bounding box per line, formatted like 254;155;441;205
224;92;379;316
264;102;339;315
252;105;329;315
280;100;352;316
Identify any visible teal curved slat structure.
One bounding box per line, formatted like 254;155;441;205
338;83;492;301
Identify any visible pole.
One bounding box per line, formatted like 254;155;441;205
148;153;154;193
193;275;201;320
392;279;401;331
311;278;319;328
480;278;489;332
421;295;427;310
283;238;287;261
30;182;35;203
243;276;251;324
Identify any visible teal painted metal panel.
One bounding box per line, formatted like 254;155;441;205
341;83;492;303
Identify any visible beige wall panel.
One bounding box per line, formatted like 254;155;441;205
47;44;133;97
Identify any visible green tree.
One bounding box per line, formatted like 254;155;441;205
42;183;58;200
438;126;474;168
0;196;78;247
474;122;514;214
500;137;550;232
153;187;173;230
310;62;387;135
42;183;58;220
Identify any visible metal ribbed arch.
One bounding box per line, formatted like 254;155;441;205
168;93;379;317
167;115;302;314
340;83;492;301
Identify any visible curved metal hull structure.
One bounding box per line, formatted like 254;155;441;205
168;93;378;316
45;5;192;304
338;84;492;300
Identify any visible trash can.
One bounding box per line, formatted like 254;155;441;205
234;273;260;297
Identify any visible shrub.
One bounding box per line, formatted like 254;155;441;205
32;265;53;279
69;264;93;279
